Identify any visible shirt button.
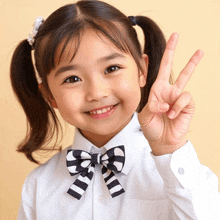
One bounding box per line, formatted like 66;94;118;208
178;167;185;175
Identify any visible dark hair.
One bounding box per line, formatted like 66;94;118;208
10;0;171;164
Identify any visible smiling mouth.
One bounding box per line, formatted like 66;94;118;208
86;104;119;115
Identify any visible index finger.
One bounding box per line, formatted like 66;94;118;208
157;33;179;82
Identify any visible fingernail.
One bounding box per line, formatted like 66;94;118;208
173;33;179;39
169;110;175;119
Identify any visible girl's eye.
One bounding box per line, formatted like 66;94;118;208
105;65;120;74
64;76;81;84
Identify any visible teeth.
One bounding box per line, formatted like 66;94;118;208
102;108;107;113
97;110;102;114
90;106;113;115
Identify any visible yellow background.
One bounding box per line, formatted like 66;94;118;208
1;0;220;218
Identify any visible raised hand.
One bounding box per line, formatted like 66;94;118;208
138;33;204;156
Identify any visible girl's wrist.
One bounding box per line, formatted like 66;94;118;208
150;139;187;156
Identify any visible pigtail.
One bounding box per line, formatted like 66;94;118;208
10;40;61;164
135;16;173;112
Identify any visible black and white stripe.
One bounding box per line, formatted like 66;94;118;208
66;146;125;200
102;166;125;198
67;164;94;200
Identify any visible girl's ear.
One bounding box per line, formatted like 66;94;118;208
38;84;58;108
139;54;148;88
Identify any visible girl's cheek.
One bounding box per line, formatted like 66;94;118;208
120;74;139;92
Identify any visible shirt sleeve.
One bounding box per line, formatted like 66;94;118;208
17;201;35;220
151;140;220;220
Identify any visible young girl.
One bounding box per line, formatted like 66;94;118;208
10;0;220;219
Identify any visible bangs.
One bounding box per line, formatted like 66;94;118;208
36;18;142;77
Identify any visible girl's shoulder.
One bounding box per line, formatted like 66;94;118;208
20;146;73;204
24;145;72;185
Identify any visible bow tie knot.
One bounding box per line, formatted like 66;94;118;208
91;153;101;164
66;145;125;200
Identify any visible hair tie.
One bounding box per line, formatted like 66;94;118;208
27;17;44;48
128;16;137;26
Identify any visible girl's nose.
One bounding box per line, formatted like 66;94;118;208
85;78;109;102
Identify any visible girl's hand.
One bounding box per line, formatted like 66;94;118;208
138;33;204;156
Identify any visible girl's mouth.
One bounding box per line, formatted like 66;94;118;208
87;104;119;119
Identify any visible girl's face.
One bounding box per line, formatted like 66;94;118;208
46;29;148;147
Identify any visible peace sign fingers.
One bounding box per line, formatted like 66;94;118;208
157;33;204;91
157;33;179;82
174;49;204;91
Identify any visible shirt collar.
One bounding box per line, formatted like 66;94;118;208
71;112;144;175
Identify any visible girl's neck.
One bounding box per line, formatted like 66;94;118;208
79;129;115;148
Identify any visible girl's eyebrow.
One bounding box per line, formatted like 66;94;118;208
98;52;126;63
54;52;126;77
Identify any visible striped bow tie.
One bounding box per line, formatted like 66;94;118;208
66;145;125;200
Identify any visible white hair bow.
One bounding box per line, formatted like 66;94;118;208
27;17;44;46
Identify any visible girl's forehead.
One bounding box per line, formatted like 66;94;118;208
55;28;129;66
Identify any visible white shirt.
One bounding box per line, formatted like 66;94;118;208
18;113;220;220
